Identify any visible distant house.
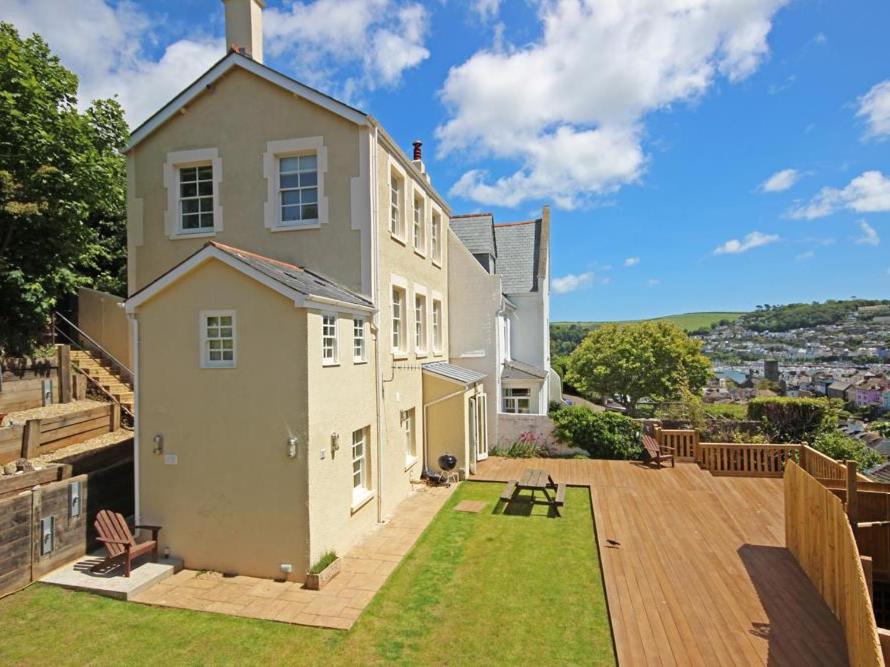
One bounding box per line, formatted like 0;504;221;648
826;381;851;399
855;379;888;407
883;389;890;411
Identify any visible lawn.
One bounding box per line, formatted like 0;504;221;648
0;483;615;666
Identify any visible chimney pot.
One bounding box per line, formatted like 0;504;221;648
222;0;266;64
412;140;422;161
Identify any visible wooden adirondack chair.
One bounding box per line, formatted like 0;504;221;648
642;432;675;468
92;510;161;577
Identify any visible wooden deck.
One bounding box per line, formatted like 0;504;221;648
473;457;848;666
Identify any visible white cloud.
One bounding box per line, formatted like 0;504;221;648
265;0;429;95
1;0;223;126
856;79;890;141
623;256;640;267
795;250;815;261
788;171;890;219
759;168;800;193
439;0;788;208
471;0;501;22
714;231;779;255
855;220;880;246
647;278;661;287
551;271;595;294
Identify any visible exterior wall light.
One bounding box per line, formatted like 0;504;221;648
330;432;340;455
287;436;299;458
152;434;164;455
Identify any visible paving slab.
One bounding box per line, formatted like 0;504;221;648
40;554;184;600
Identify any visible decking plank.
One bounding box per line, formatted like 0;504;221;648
472;458;848;666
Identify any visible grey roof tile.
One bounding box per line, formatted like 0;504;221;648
211;242;372;308
422;361;486;385
449;214;496;256
502;360;548;380
494;221;541;293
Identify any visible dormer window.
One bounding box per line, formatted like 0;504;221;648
179;165;214;232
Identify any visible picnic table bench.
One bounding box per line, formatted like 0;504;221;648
500;469;566;517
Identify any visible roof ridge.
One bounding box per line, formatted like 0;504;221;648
451;212;494;219
495;220;537;227
209;241;303;272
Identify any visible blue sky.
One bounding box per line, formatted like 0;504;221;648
4;0;889;321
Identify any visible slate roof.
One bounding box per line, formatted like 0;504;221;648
210;242;373;308
493;221;542;293
865;462;890;483
449;213;496;257
422;361;486;385
502;360;549;381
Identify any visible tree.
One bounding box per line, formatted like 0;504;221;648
565;321;712;416
0;22;128;355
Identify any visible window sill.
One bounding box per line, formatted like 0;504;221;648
432;347;443;357
404;455;418;471
413;248;427;259
351;488;374;514
432;259;442;269
415;351;428;359
353;358;368;365
392;351;408;360
322;361;340;368
390;233;407;246
169;230;217;240
271;221;322;232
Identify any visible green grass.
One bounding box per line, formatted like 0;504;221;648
0;483;615;666
555;311;744;332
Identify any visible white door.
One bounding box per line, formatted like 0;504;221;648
476;394;489;461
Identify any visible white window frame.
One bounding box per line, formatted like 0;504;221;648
391;275;408;356
352;426;373;508
389;160;407;241
322;314;339;365
503;386;531;414
431;207;443;265
199;310;236;369
432;296;443;354
400;408;417;467
414;288;428;356
164;148;223;239
263;137;329;231
353;317;366;363
412;188;426;255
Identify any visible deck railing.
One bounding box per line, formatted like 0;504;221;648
656;428;698;461
785;460;884;666
698;442;800;477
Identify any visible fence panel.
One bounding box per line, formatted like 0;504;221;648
698;442;799;477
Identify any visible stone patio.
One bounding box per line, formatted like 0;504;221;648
41;554;184;601
131;483;455;629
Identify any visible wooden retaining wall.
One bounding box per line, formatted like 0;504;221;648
0;403;118;465
785;461;884;667
0;438;133;598
0;377;60;413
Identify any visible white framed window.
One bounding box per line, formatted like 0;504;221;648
278;154;318;225
431;209;442;263
413;191;426;253
200;310;235;368
414;292;427;354
503;387;531;414
392;285;406;353
432;299;443;353
353;318;366;363
263;137;328;231
390;171;404;238
164;148;223;238
400;408;416;464
178;165;214;232
322;314;338;365
352;427;368;491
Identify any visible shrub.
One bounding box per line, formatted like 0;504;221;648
703;403;748;420
490;432;547;458
551;406;642;460
811;431;883;470
747;397;833;443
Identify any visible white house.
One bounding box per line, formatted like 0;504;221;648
448;207;560;451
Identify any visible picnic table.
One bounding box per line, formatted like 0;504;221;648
500;468;566;517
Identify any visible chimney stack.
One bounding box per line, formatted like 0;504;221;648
222;0;265;64
412;140;422;161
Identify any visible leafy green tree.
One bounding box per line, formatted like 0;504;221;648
551;406;642;460
0;22;127;355
565;321;712;416
811;430;883;470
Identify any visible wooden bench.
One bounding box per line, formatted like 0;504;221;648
555;483;566;506
500;480;518;502
643;433;675;468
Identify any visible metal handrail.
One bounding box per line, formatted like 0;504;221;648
71;364;134;423
52;311;133;385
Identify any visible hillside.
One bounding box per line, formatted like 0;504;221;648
551;312;744;356
739;299;890;332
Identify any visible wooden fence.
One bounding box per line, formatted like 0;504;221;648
698;442;800;477
0;403;118;466
0;438;133;598
656;428;698;460
785;461;884;667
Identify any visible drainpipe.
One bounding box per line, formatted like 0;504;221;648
128;313;140;523
422;386;467;470
369;126;385;524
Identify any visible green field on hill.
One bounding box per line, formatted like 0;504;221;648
551;312;744;356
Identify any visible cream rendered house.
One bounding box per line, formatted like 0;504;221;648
449;209;560;449
123;0;486;581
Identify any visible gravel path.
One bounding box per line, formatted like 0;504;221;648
2;399;106;425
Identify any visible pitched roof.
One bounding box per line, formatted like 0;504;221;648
422;361;486;386
865;462;890;483
493;220;542;293
502;360;549;381
449;214;496;257
126;241;373;313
